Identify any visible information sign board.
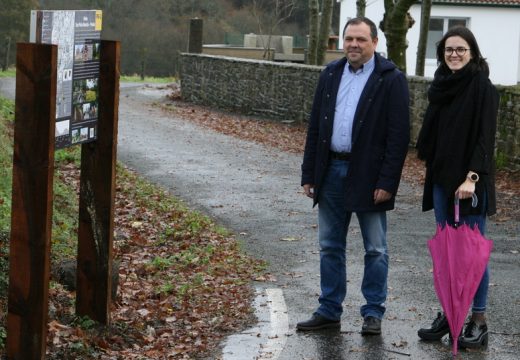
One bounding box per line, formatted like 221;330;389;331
30;10;102;148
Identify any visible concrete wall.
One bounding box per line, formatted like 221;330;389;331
203;45;275;61
202;45;344;64
180;53;520;170
243;34;293;54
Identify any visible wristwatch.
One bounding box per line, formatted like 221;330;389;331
467;172;479;182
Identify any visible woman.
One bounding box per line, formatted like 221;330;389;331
415;26;498;349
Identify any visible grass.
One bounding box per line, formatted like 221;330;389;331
120;74;176;83
0;98;13;233
0;68;15;78
0;98;14;349
1;69;174;83
0;93;264;357
51;150;81;259
0;98;83;347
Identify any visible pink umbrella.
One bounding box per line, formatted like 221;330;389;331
427;197;493;356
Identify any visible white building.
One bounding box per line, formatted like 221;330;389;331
338;0;520;85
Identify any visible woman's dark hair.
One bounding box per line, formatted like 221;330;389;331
436;26;489;73
343;17;378;39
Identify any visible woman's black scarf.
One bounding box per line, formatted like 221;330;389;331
416;63;488;199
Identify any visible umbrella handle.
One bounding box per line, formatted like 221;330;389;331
454;193;478;223
454;197;459;223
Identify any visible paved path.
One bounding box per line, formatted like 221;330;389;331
116;84;519;360
1;79;519;359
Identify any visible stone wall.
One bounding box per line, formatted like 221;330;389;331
495;87;520;170
181;53;322;122
180;53;520;170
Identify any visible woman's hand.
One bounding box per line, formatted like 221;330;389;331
455;179;476;199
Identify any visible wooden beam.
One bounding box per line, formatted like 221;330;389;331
7;42;57;360
76;40;120;324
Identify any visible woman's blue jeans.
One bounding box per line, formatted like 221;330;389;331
316;159;388;321
432;184;489;313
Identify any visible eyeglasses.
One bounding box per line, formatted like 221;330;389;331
444;47;470;56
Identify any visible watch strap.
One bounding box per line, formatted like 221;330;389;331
467;173;479;182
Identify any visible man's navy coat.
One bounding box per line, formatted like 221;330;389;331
301;53;410;212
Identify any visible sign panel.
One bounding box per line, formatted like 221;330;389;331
30;10;102;149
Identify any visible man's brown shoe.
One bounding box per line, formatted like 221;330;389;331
296;314;340;331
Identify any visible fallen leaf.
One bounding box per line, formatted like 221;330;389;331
137;308;150;317
280;236;299;241
131;221;143;228
392;340;408;348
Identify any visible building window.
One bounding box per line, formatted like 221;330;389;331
426;18;468;59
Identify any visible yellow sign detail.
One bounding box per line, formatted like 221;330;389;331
95;10;102;31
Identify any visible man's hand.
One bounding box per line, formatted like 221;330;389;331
373;189;392;204
303;184;315;199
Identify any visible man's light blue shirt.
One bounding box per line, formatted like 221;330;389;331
331;55;375;153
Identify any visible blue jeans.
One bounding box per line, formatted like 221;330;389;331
433;184;489;313
316;160;388;321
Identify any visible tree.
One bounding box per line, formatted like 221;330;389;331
307;0;334;65
31;0;311;76
356;0;366;17
379;0;416;72
252;0;297;59
0;0;39;70
415;0;432;76
307;0;319;64
316;0;333;65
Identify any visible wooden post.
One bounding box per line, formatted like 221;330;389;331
76;40;120;324
6;43;57;360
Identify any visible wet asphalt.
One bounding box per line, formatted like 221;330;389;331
1;79;518;359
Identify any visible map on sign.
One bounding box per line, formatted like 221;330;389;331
30;10;102;149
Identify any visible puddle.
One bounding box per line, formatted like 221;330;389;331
221;288;288;360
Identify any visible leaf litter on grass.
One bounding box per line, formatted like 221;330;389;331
42;163;266;359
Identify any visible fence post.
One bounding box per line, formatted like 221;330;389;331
188;18;203;53
76;40;120;324
6;42;57;360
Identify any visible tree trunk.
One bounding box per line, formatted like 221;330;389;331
264;33;273;59
139;48;147;80
415;0;432;76
381;0;416;73
308;0;319;65
316;0;334;65
2;37;10;71
356;0;366;17
253;0;296;60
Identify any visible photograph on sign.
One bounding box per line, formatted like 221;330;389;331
30;10;102;149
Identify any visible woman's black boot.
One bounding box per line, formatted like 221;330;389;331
458;320;488;349
418;312;450;341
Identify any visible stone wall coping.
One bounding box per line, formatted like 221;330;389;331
181;52;324;70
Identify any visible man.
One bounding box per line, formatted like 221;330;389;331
297;17;410;335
